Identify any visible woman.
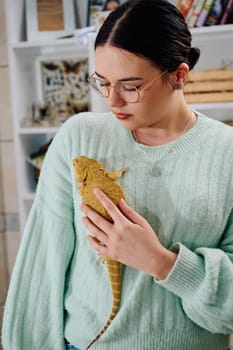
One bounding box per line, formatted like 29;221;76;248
2;0;233;349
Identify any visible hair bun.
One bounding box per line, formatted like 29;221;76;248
188;47;201;70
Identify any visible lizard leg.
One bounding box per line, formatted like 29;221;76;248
107;167;128;180
96;253;106;265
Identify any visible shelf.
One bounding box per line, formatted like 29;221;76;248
11;37;90;59
10;24;233;50
191;23;233;36
190;102;233;110
12;36;89;50
18;127;60;135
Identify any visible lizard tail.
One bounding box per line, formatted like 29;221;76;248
86;261;121;349
85;304;120;349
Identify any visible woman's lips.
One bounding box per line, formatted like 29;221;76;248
115;113;132;120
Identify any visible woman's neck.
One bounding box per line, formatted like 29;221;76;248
132;110;197;146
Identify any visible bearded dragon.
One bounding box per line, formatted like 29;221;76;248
72;155;127;349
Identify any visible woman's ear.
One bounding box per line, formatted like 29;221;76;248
171;63;189;90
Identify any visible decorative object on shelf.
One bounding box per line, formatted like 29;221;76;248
87;0;106;26
26;0;76;41
34;54;90;126
90;10;111;30
184;69;233;103
27;139;52;181
87;0;125;26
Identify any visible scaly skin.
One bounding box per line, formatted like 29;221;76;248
72;155;127;349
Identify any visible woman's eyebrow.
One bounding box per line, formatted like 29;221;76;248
95;71;143;82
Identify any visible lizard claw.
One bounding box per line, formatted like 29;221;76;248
96;253;106;265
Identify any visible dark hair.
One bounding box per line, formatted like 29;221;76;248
95;0;200;71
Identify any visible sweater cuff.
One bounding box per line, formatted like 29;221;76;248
154;243;205;298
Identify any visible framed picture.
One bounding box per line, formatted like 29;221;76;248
34;53;90;126
26;0;76;41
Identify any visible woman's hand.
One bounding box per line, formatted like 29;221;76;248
80;189;177;279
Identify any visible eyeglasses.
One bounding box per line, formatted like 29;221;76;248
88;70;168;103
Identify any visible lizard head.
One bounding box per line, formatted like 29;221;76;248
72;155;103;183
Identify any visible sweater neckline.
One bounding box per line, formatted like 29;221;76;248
118;113;212;162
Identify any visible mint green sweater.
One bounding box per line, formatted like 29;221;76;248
2;112;233;350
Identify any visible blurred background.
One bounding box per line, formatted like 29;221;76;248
0;0;20;338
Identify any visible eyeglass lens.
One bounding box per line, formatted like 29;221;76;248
90;77;139;103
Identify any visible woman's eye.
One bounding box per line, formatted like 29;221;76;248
121;85;137;92
99;81;109;87
121;84;141;92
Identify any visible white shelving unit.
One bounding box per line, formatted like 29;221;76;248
5;0;90;231
4;0;233;232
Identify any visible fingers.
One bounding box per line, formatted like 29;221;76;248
119;198;147;226
93;188;125;222
82;215;109;244
81;189;146;227
87;235;108;256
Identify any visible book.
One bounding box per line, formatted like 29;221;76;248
220;0;233;23
204;0;227;25
195;0;216;26
177;0;195;18
186;0;201;24
226;0;233;22
187;0;206;27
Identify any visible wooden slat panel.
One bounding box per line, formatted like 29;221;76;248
187;69;233;82
185;91;233;103
184;80;233;93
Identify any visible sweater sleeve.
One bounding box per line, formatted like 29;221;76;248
1;122;76;350
155;209;233;334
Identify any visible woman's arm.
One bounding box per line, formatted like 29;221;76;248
2;122;76;350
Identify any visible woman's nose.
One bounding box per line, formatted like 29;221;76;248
106;88;126;108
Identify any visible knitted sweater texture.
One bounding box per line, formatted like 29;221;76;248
2;112;233;350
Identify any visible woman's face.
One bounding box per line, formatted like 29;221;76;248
94;45;174;131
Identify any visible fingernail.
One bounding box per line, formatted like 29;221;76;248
93;188;101;196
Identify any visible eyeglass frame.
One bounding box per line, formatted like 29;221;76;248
87;69;168;103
